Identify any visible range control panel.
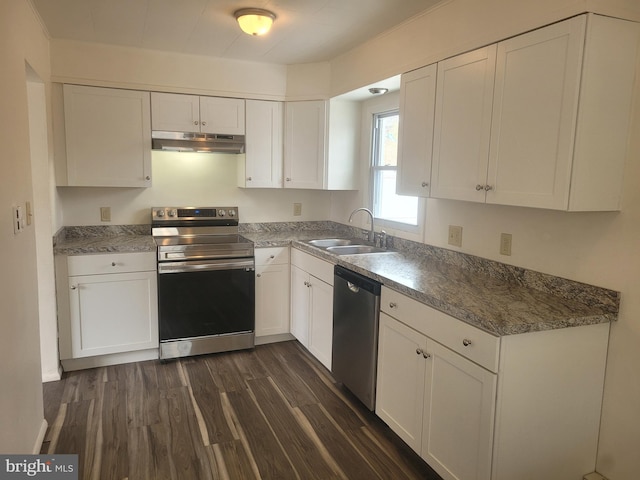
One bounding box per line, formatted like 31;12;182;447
152;206;239;222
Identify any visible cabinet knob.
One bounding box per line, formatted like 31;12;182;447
416;348;423;355
201;121;207;126
194;120;199;125
462;339;472;346
286;177;291;182
421;182;428;187
476;184;485;191
111;262;116;266
257;273;262;278
70;285;77;290
389;302;397;309
270;255;275;259
484;185;493;192
247;177;252;181
423;352;431;359
146;175;151;180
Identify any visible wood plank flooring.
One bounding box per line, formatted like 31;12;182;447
41;341;443;480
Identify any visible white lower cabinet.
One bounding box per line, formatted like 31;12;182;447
377;312;496;480
290;249;334;369
376;286;609;480
255;247;290;339
56;252;159;369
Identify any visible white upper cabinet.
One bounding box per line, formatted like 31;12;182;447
239;100;283;188
151;92;245;135
430;45;496;202
427;14;639;211
284;99;359;190
397;64;437;197
59;85;152;187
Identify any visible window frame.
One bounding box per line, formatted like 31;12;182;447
369;108;424;235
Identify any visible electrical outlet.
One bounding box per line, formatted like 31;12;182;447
100;207;111;222
13;205;24;234
448;225;463;247
293;203;302;216
500;233;512;256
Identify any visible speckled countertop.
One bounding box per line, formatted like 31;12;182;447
54;222;619;337
241;223;619;337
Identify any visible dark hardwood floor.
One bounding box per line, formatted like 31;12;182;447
41;341;442;480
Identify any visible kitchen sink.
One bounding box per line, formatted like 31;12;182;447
307;238;362;248
325;245;391;255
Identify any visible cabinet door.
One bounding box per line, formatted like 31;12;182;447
308;276;333;370
430;46;496;202
422;340;496;480
290;265;310;346
396;64;437;197
255;263;290;337
68;271;158;358
200;97;245;135
486;16;586;209
242;100;283;188
376;313;427;452
150;92;200;132
63;85;152;187
284;100;327;189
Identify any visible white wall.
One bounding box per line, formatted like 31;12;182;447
329;1;640;479
58;152;332;225
0;0;50;453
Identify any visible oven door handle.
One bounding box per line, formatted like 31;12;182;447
158;259;255;274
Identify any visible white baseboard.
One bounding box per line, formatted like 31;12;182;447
32;419;48;454
61;348;159;371
41;365;63;383
255;333;295;345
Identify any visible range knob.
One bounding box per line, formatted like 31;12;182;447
218;209;226;217
228;209;236;217
156;209;165;218
168;209;177;217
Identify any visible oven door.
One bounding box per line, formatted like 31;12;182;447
157;258;255;342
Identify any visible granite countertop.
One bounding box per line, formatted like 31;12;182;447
242;228;619;337
54;223;619;337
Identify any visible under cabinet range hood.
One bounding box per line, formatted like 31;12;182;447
151;131;245;154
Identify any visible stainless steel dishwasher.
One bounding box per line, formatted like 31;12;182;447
332;265;382;410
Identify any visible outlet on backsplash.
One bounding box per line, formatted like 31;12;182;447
100;207;111;222
293;203;302;216
448;225;463;247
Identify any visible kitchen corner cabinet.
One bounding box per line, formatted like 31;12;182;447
430;14;640;211
284;99;359;190
238;100;283;188
151;92;245;135
58;85;152;187
290;249;334;369
376;286;609;480
396;64;437;197
255;247;290;338
55;252;158;367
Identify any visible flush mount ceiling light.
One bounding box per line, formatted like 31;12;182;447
368;87;389;95
234;8;276;36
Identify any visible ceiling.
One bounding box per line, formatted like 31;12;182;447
31;0;442;65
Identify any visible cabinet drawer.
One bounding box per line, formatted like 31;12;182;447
255;247;289;266
291;248;334;285
68;252;156;276
381;287;500;372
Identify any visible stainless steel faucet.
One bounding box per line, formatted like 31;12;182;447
349;207;375;243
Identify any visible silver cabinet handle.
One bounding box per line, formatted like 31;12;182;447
421;182;428;187
476;184;485;191
462;339;472;346
389;302;397;309
484;185;493;191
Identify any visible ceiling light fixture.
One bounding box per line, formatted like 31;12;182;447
234;8;276;36
368;87;389;95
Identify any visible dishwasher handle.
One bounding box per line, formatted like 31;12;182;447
335;265;381;295
347;281;360;293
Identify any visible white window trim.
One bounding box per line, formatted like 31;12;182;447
366;104;425;239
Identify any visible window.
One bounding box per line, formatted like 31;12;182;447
371;111;419;226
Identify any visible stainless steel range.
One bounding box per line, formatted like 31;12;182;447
152;206;255;359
